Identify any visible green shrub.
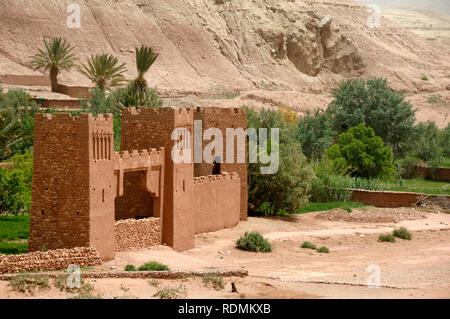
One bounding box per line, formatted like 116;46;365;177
421;75;429;81
236;232;272;252
137;261;169;271
153;285;185;299
327;78;416;158
393;227;412;240
326;124;396;180
301;241;316;249
378;234;396;243
124;264;136;271
246;107;314;216
0;153;33;216
316;246;330;253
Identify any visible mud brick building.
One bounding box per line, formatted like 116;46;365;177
29;107;247;260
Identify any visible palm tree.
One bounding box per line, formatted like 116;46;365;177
134;45;159;93
77;54;127;91
29;37;77;92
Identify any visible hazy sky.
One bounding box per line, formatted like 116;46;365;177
354;0;450;15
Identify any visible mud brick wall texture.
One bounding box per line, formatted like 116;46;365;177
115;218;161;251
0;248;102;274
193;107;248;221
351;189;450;208
193;173;241;234
414;166;450;182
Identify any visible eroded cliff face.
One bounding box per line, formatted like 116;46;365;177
0;0;448;94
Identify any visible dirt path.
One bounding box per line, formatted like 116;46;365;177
1;208;449;299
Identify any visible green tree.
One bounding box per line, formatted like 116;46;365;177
296;109;336;160
328;78;416;158
29;37;77;92
134;45;159;94
325;124;396;180
0;88;38;160
246;108;314;215
77;54;127;91
412;121;444;163
0;152;33;216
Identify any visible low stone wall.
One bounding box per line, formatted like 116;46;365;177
413;166;450;182
115;217;161;252
0;247;102;274
0;269;248;281
351;189;450;208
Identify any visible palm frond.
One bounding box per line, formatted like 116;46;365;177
77;54;127;90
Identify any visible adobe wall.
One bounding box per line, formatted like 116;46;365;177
0;247;102;274
115;218;161;252
414;166;450;182
351;189;450;208
193;107;248;221
29;113;91;253
121;107;196;251
57;84;91;99
193;172;241;234
0;74;50;86
29;113;116;260
35;98;81;109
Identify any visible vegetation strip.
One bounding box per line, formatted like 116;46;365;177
0;270;248;281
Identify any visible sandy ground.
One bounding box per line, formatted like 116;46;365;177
1;207;449;299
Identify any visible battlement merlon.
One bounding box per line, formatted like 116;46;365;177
34;112;114;130
193;172;240;185
122;107;193;126
113;148;165;171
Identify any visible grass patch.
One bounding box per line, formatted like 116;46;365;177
378;234;396;243
300;241;317;249
8;275;49;294
316;246;330;253
0;241;28;255
153;285;186;299
296;201;366;214
421;75;429;81
236;232;272;252
386;178;449;195
393;227;412;240
138;261;169;271
440;158;450;168
202;274;225;290
0;215;29;255
147;279;159;287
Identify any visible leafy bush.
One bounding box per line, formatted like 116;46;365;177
393;227;412;240
378;234;396;243
301;241;316;249
309;175;352;202
328;78;416;158
236;232;272;252
246;107;314;215
124;264;136;271
316;246;330;253
0;152;33;216
137;261;169;271
296;109;336;160
326;124;396;180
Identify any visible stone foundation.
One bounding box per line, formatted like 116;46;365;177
115;218;161;252
0;247;102;274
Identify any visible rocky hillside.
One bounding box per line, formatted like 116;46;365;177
0;0;449;126
0;0;448;93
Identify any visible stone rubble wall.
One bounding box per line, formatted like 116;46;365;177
0;247;102;274
115;217;161;252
